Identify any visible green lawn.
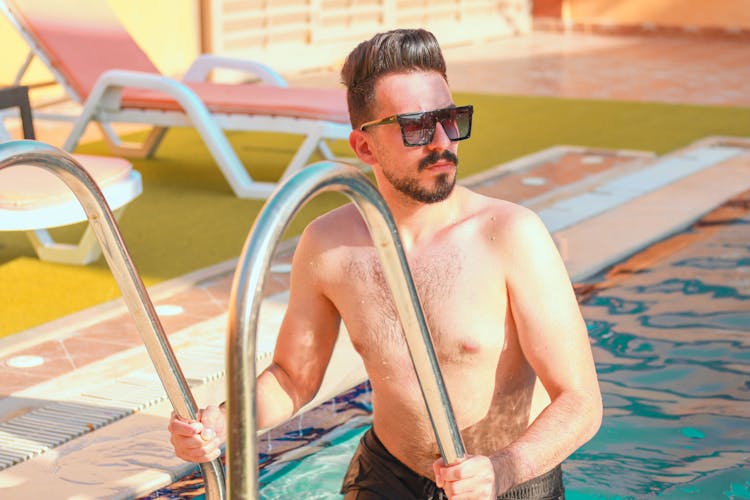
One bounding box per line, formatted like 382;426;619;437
1;94;748;337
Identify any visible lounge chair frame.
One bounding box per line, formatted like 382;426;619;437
1;1;352;199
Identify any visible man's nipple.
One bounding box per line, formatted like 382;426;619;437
461;340;481;354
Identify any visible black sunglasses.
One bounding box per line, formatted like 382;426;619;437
359;105;473;147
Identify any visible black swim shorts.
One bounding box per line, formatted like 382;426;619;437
341;428;565;499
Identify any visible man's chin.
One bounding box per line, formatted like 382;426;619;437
420;176;456;203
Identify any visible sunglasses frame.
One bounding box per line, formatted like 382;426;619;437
359;105;473;147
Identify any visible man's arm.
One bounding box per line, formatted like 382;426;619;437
169;222;341;461
491;207;602;490
256;221;342;429
435;207;602;498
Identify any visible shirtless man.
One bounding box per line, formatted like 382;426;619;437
169;29;602;499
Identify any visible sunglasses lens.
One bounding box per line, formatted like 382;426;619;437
439;107;472;141
401;114;433;146
456;107;472;138
397;106;473;146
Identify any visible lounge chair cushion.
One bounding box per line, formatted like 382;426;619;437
10;0;159;99
122;83;350;123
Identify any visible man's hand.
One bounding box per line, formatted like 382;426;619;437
433;454;498;499
168;405;226;463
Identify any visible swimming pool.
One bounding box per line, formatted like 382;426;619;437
142;195;750;499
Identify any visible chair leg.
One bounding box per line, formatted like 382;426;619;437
192;117;276;198
25;206;127;265
99;123;169;159
281;132;325;182
317;140;335;160
315;138;369;173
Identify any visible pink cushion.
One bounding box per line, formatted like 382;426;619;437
8;0;160;99
122;83;350;123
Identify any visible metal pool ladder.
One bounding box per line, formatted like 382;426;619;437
0;141;465;499
0;140;226;499
226;160;465;499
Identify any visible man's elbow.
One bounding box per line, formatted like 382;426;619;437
579;388;603;445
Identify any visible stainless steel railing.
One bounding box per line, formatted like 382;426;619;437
226;160;465;499
0;140;226;499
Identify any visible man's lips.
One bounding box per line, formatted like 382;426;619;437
424;161;456;171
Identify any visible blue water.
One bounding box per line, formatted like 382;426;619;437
143;213;750;499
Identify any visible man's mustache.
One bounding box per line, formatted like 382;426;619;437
418;150;459;171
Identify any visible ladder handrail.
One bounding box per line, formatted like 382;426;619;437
0;140;226;500
226;160;465;499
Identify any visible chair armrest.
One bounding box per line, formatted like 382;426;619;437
182;54;288;87
64;69;219;152
89;69;210;111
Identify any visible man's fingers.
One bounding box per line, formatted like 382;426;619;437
171;434;212;451
198;405;225;441
177;446;220;463
439;461;470;482
173;436;222;462
433;459;444;487
168;417;204;436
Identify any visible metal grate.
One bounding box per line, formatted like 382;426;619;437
0;335;232;471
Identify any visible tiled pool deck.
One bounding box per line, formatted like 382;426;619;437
0;30;749;498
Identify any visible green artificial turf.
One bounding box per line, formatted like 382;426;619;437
1;94;748;337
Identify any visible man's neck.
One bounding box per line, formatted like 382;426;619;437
383;187;464;250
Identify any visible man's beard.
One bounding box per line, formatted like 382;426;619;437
384;150;458;204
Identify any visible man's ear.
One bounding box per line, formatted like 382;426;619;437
349;129;377;166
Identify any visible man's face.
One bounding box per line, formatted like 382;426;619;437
365;71;460;204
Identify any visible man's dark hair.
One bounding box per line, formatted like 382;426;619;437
340;29;447;128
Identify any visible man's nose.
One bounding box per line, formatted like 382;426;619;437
427;121;452;149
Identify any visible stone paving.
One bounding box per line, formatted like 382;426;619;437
289;31;750;107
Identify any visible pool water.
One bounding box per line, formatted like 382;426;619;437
259;418;371;499
566;205;750;499
142;198;750;499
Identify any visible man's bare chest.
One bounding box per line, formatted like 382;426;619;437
324;245;507;364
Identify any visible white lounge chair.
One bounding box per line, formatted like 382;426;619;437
0;85;142;265
2;0;352;199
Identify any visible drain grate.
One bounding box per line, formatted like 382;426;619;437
0;335;235;471
0;401;124;468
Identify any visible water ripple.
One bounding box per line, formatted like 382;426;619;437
641;311;750;332
633;278;750;300
673;256;750;270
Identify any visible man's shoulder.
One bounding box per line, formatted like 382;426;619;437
463;188;539;229
461;189;549;248
303;203;369;247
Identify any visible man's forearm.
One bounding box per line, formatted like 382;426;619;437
218;364;313;432
255;365;297;430
490;389;602;493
